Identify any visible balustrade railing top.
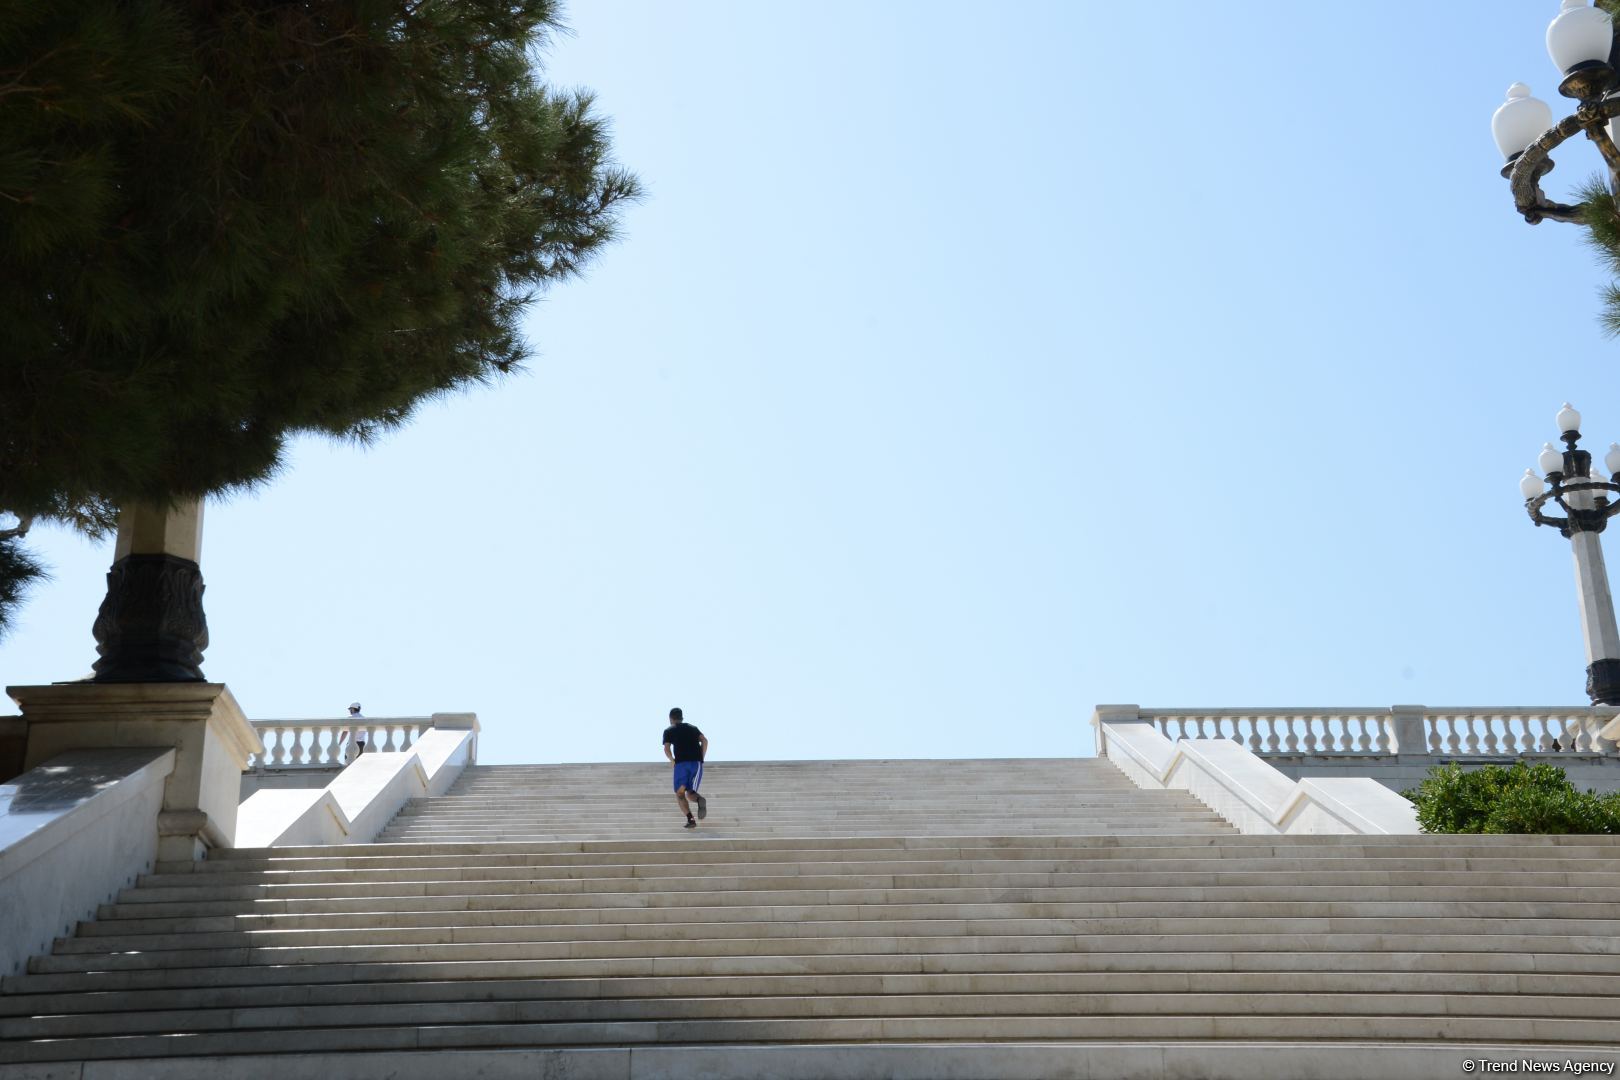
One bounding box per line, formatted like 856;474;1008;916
248;714;475;769
1115;706;1620;758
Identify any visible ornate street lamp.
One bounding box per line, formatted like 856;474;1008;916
1494;1;1620;224
1522;403;1620;704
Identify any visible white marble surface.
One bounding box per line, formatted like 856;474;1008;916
234;728;475;848
0;748;174;976
1097;717;1419;835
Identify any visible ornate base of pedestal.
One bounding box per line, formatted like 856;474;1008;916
1587;659;1620;706
8;682;262;860
91;554;209;683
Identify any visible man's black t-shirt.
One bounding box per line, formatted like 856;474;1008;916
663;723;705;763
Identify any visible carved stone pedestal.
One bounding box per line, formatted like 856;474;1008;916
9;682;263;861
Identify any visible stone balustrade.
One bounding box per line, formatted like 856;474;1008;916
249;716;436;768
1141;706;1619;758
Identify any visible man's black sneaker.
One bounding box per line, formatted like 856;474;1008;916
694;793;707;820
684;817;697;829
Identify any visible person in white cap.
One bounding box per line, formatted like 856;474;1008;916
339;702;367;762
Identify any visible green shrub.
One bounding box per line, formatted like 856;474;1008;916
1402;762;1620;834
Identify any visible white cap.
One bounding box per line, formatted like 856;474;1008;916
348;702;362;711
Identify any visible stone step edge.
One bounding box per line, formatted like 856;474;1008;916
8;970;1616;1016
11;950;1612;995
7;1017;1620;1065
4;1042;1616;1080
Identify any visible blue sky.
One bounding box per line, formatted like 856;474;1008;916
6;1;1620;765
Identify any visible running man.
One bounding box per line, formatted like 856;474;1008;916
662;707;708;829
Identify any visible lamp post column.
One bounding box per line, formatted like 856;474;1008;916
89;499;210;682
1569;524;1620;703
1522;404;1620;704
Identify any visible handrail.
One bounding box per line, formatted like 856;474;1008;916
1128;705;1619;758
235;726;477;847
1093;714;1419;835
248;713;476;769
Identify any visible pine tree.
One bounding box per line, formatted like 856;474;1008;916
0;0;639;637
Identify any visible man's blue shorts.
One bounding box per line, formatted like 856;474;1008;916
672;760;703;794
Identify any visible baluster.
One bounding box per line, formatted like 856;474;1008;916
1353;715;1370;753
1573;714;1594;754
1439;716;1458;755
1556;714;1576;753
1480;714;1502;756
1504;713;1528;755
1261;717;1279;753
1243;717;1263;753
270;727;288;766
1487;714;1504;754
1372;714;1393;754
1281;714;1298;753
1461;714;1480;755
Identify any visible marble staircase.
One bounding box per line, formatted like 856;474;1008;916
2;758;1619;1079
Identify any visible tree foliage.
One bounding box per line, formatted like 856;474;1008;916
1404;761;1620;834
0;0;639;637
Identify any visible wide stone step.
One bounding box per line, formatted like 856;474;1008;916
9;989;1620;1043
47;912;1618;960
8;1043;1619;1080
28;931;1620;975
8;969;1618;1020
117;856;1620;898
375;829;1240;842
82;886;1620;932
221;838;1620;862
170;842;1620;870
205;832;1620;858
56;902;1620;953
14;946;1619;998
6;1012;1620;1063
86;888;1620;927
